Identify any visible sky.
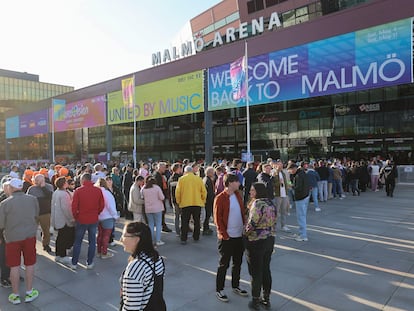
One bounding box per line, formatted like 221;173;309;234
0;0;221;89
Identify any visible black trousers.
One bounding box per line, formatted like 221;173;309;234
245;236;275;298
55;225;75;257
203;202;213;231
216;237;244;291
180;206;201;241
385;179;396;196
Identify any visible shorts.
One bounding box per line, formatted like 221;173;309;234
5;236;37;267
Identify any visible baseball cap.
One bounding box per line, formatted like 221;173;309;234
4;178;23;189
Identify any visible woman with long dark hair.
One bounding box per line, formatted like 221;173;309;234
120;222;166;311
245;182;277;310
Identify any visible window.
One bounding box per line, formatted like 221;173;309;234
265;0;278;7
247;0;264;14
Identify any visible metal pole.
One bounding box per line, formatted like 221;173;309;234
52;101;55;163
245;40;251;161
133;74;137;169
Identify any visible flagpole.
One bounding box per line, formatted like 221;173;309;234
133;74;137;169
245;40;251;161
52;101;55;163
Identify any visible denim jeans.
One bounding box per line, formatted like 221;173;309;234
318;180;328;201
295;196;309;239
332;179;342;197
72;222;98;265
147;212;163;242
273;197;289;228
288;188;296;209
310;187;319;209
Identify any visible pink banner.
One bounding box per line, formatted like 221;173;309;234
52;95;106;132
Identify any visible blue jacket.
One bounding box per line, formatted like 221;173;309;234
306;169;320;188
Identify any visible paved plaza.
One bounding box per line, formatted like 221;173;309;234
0;185;413;310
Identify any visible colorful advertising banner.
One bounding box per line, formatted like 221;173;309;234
52;98;66;121
122;76;135;107
5;116;19;139
19;109;48;137
108;70;204;125
52;95;106;132
208;18;413;111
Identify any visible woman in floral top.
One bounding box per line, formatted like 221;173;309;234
245;182;277;310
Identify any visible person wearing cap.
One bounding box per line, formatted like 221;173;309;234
9;165;20;179
27;174;54;253
0;178;40;304
21;169;33;193
175;166;207;244
287;163;311;242
213;173;248;303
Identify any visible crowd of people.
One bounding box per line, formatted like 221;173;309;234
0;155;399;309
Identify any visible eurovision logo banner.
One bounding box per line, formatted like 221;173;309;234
208;18;413;111
52;95;106;132
108;70;203;125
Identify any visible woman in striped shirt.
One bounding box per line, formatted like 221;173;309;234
120;222;166;311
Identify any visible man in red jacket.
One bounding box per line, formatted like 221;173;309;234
213;173;248;303
68;173;104;270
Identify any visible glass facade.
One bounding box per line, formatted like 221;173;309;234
0;71;74;160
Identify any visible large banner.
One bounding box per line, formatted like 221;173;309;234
5;116;19;139
20;109;48;137
108;70;203;125
52;95;106;132
208;18;413;111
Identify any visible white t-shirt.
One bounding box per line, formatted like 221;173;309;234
227;194;244;238
278;172;287;197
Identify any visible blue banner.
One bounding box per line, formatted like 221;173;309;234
208;18;413;111
5;116;19;139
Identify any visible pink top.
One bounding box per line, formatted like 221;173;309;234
141;185;165;213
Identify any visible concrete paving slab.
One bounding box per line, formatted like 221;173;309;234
0;185;412;311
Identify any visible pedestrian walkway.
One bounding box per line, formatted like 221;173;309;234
0;185;413;310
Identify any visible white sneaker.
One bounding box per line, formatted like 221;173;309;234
55;256;63;263
315;208;321;212
156;241;165;246
61;256;72;264
294;236;308;242
282;226;291;232
109;241;117;246
86;262;95;269
341;194;346;198
101;253;114;259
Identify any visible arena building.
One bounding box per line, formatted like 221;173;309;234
3;0;414;164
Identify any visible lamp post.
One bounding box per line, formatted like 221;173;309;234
6;141;12;161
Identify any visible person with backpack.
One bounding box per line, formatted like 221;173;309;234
119;222;166;311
